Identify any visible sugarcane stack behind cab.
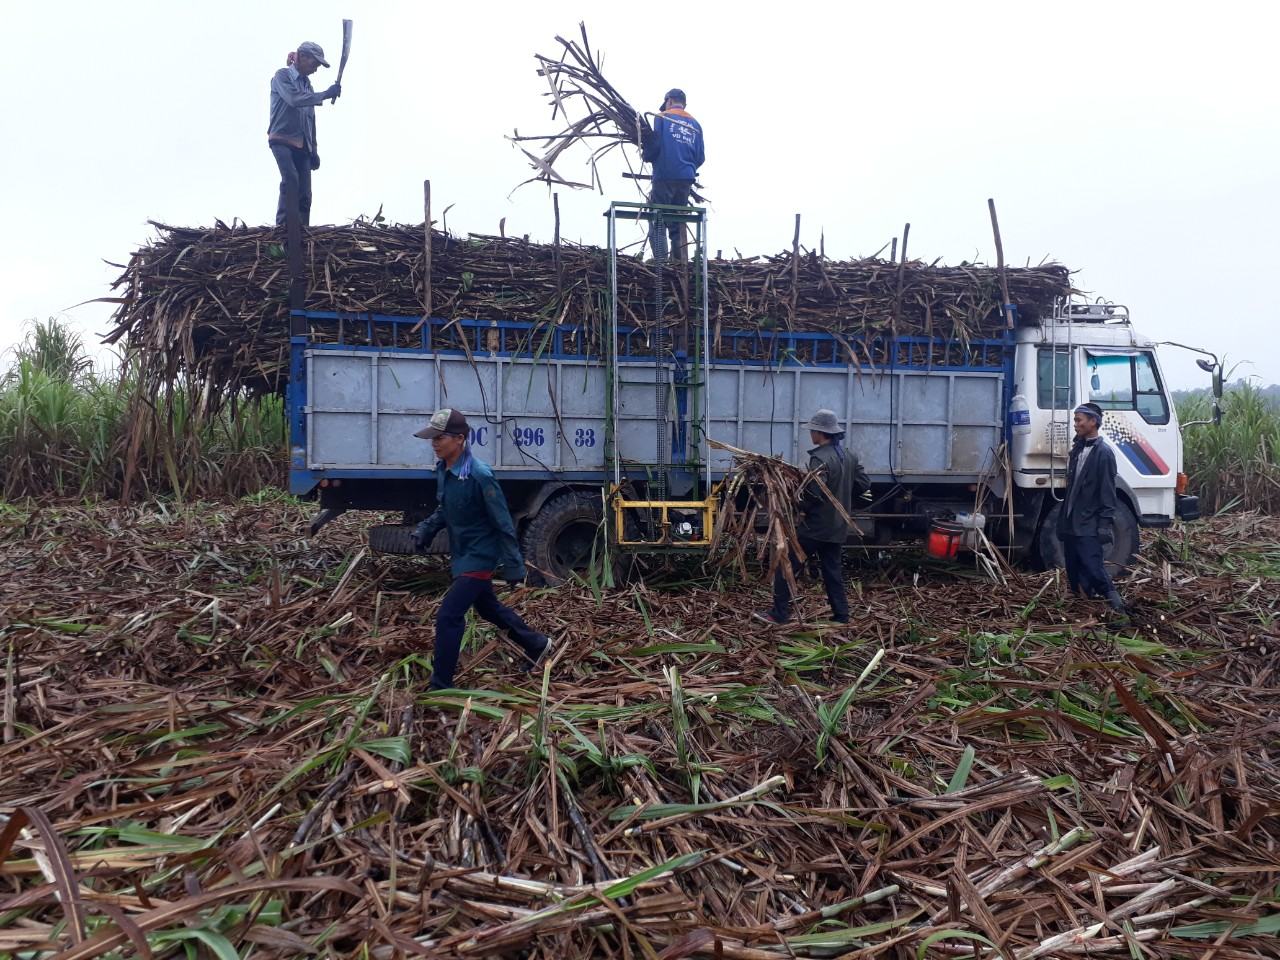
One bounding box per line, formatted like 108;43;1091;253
281;202;1210;584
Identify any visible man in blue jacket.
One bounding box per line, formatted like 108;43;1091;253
411;409;552;690
268;41;342;227
641;88;705;259
1057;402;1127;614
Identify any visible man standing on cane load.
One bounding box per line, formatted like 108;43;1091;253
268;41;342;228
641;88;705;260
1058;402;1128;616
755;410;869;626
410;409;553;691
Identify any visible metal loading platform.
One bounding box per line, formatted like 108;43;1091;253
604;200;716;550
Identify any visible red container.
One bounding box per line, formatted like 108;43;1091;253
925;520;963;560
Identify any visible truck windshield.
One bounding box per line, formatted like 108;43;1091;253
1085;351;1170;425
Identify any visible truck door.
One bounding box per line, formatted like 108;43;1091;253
1037;344;1074;463
1081;350;1178;520
1012;343;1075;476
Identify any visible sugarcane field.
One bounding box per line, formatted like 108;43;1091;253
3;8;1280;960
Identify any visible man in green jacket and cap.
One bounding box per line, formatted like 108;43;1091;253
410;408;552;690
756;409;869;625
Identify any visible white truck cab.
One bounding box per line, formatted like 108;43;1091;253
1008;303;1197;562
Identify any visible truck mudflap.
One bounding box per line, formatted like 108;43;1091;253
1175;494;1201;522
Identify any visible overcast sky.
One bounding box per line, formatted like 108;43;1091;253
3;0;1277;388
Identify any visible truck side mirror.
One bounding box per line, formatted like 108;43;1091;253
1196;357;1224;399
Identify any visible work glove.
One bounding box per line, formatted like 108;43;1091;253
1098;525;1114;546
309;152;321;171
325;82;342;100
411;521;433;552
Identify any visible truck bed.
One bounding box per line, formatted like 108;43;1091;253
289;312;1013;493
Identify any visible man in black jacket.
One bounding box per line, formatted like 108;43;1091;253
756;409;869;625
1057;402;1126;613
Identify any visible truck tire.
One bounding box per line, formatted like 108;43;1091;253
368;524;418;556
521;492;610;586
1038;502;1140;578
368;524;449;556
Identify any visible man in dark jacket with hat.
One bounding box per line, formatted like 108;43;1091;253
268;41;342;228
1057;402;1126;613
410;409;552;690
641;88;705;259
756;409;869;625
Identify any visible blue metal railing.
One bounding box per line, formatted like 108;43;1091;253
290;310;1009;372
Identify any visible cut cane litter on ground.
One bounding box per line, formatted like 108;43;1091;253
2;502;1278;958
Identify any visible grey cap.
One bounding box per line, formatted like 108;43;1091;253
805;409;842;434
664;88;687;104
297;41;330;67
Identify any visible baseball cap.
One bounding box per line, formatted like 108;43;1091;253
414;408;469;440
297;41;330;67
664;88;687;103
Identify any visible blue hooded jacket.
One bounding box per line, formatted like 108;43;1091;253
642;108;705;182
414;450;526;578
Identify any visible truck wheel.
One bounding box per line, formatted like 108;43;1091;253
1037;502;1140;578
368;524;418;556
368;525;449;556
522;492;611;586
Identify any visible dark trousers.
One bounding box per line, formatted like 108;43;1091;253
771;537;848;623
270;142;312;227
431;576;547;690
649;179;693;260
1062;535;1116;598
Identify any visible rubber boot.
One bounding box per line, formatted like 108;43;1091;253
1106;590;1130;625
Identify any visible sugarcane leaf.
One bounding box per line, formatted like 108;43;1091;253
787;914;913;946
149;927;240;960
601;850;705;898
945;745;976;794
356;736;411;766
631;641;725;656
916;928;1000;959
1171;914;1280;939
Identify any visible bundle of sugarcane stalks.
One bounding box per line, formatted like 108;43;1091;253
710;439;853;594
102;218;1072;411
509;24;650;192
3;502;1279;958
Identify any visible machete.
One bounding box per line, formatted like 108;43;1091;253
331;19;352;103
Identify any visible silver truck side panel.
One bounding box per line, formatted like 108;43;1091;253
307;349;1003;480
706;367;1001;474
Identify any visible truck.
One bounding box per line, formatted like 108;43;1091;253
287;202;1209;582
